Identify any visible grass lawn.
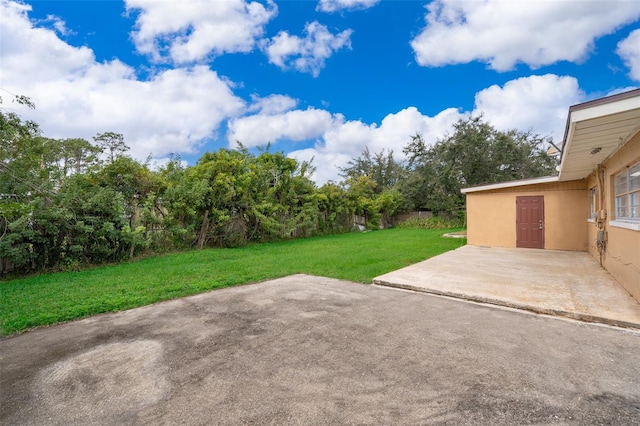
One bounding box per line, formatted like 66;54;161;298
0;228;465;335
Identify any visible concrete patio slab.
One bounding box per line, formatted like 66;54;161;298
374;245;640;329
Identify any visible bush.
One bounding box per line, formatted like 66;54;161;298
397;216;464;230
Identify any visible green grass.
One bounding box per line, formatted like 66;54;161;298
0;228;465;335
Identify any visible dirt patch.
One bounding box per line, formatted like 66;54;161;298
20;340;168;424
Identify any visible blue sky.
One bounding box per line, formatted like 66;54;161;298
2;0;640;183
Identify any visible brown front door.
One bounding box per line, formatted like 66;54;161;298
516;196;544;249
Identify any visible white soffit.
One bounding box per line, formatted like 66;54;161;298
559;90;640;182
461;176;559;193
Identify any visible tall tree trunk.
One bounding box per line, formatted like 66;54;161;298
197;209;210;250
129;226;137;259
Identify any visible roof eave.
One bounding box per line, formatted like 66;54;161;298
461;176;559;194
558;89;640;181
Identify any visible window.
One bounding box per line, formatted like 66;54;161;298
589;187;598;219
614;162;640;221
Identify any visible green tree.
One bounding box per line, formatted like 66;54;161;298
156;154;207;249
402;116;558;214
58;138;102;176
97;156;158;227
190;148;253;248
374;188;405;228
55;173;130;265
0;96;53;272
340;147;406;194
93;131;128;163
316;183;353;233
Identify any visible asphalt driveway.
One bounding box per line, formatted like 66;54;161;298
2;275;640;425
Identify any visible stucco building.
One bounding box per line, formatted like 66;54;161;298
462;89;640;301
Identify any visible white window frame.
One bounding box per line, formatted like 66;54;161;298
613;162;640;222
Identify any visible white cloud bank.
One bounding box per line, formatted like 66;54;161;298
247;94;299;115
617;29;640;81
233;73;587;184
411;0;640;71
0;0;617;186
126;0;277;63
291;106;464;184
262;21;353;77
228;108;337;147
316;0;380;13
0;0;244;160
473;74;584;140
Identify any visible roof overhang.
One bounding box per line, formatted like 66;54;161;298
461;89;640;194
558;89;640;181
461;176;559;194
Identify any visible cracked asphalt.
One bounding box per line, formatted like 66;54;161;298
1;275;639;425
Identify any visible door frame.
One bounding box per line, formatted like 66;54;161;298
516;195;545;249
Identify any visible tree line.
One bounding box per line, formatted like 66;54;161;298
1;96;557;274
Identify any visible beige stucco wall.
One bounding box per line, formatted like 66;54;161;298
586;132;640;301
466;131;640;301
466;180;588;251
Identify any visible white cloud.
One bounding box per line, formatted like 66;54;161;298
227;108;337;146
0;0;245;160
0;0;96;83
289;107;463;184
126;0;277;63
1;0;624;189
287;148;353;185
411;0;640;71
289;74;589;184
472;74;584;143
247;94;298;114
605;86;639;97
231;74;587;184
262;21;352;77
43;14;73;36
316;0;380;13
617;29;640;81
322;107;461;155
148;156;189;172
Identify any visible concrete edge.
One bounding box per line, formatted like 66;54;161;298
372;279;640;331
442;233;467;239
